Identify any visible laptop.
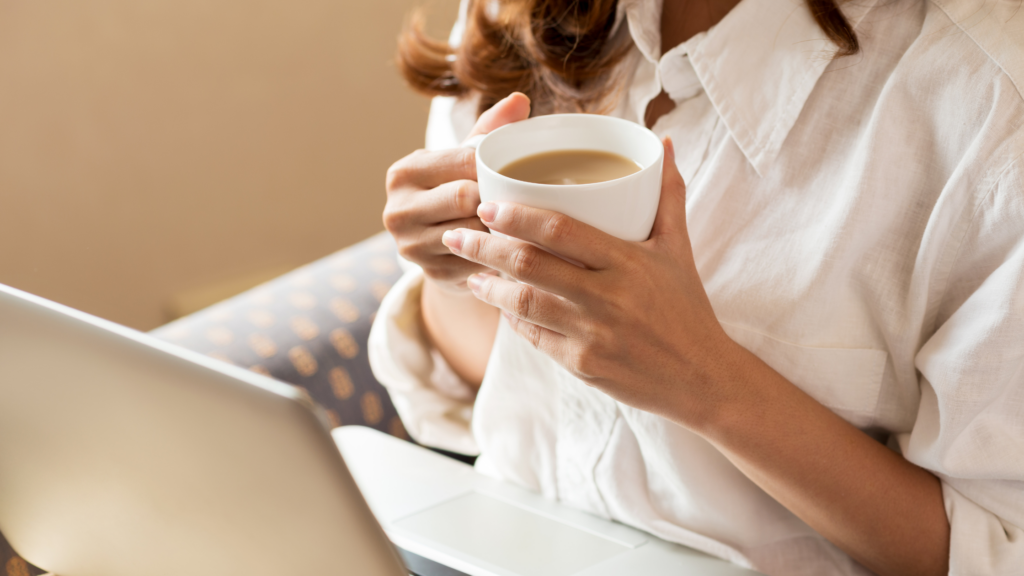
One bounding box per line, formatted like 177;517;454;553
0;282;761;576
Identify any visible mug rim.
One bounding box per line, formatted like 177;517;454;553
475;113;664;190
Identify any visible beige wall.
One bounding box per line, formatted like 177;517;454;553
0;0;459;330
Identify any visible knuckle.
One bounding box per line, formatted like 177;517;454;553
572;348;600;379
381;206;404;232
525;322;543;349
573;323;612;378
383;200;422;233
421;265;442;280
385;163;408;191
588;323;615;352
543;213;574;244
457;148;476;176
478;274;497;300
511;286;534;319
450;181;476;215
395;238;423;261
459;231;481;258
385;149;428;190
423;264;457;283
504;204;526;229
511;245;541;279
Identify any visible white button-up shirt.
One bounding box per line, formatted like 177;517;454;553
369;0;1024;573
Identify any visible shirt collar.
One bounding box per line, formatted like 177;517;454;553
619;0;879;175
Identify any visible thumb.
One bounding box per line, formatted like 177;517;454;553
649;137;689;244
466;92;532;139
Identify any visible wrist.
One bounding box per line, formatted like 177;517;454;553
422;273;471;296
681;335;777;441
420;276;500;386
693;339;822;456
422;275;482;313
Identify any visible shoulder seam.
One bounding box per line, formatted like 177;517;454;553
928;0;1024;103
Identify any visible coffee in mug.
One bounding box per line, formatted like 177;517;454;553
498;149;642;186
463;114;663;242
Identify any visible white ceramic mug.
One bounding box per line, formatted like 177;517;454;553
464;114;664;242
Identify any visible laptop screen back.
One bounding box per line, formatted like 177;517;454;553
0;284;406;576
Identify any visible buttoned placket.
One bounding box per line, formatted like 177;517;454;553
553;27;718;521
624;28;721;184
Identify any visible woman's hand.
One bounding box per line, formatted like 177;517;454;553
383;93;531;293
382;93;531;385
439;138;742;426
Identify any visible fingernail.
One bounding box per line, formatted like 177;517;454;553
467;273;485;294
664;137;675;161
478;202;498;223
441;230;463;253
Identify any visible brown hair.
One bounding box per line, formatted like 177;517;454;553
398;0;858;116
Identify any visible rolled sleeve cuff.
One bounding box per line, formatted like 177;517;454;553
943;481;1024;575
368;267;480;455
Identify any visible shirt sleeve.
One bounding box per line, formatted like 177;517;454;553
899;158;1024;574
368;267;481;455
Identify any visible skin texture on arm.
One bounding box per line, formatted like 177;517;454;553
421;282;498;385
703;354;950;576
439;140;950;576
383;94;531;386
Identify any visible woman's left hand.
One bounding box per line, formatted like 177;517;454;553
440;139;743;429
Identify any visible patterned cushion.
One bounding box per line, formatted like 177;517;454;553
1;232;406;575
149;231;407;435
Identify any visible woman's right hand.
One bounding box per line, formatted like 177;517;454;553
383;93;531;293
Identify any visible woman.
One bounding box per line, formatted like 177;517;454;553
370;0;1024;574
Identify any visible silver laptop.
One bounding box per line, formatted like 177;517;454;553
0;282;760;576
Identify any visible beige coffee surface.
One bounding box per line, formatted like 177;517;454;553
499;149;641;185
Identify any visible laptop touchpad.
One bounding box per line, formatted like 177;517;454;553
393;492;630;576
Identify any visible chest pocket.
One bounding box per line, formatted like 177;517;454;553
721;322;888;418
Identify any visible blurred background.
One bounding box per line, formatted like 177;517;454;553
0;0;460;331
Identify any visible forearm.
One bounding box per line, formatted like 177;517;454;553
421;278;499;386
694;344;950;576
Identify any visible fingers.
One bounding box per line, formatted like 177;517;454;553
386;147;478;191
502;311;569;361
384;180;480;231
467;272;574;360
387;93;531;191
422;254;490;288
475;202;622;270
466;92;531;139
382;92;531;292
442;228;590;300
467;273;578;337
397;216;488;260
648;137;688;243
416;216;492;287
